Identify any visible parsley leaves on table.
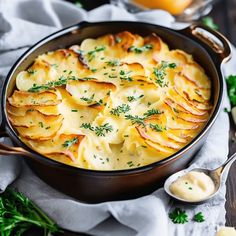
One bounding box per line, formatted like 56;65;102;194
226;75;236;106
128;44;153;54
169;208;188;224
110;104;131;116
153;61;176;87
0;188;61;236
202;17;219;30
193;212;205;223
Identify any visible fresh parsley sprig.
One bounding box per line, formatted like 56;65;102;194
143;109;162;117
193;212;205;223
0;188;61;236
28;76;92;93
169;208;188;224
153;61;176;87
80;123;113;137
110;104;131;116
95;123;113;137
226;75;236;106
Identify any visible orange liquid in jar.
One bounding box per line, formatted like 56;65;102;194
133;0;193;15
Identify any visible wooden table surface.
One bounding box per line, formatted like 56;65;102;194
30;0;236;235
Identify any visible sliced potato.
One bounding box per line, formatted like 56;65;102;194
66;79;116;106
16;115;63;140
8;90;62;107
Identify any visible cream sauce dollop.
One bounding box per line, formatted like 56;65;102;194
170;171;215;201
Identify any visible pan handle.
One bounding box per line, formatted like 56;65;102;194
179;23;232;63
0;129;32;157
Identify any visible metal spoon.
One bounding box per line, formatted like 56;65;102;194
164;152;236;204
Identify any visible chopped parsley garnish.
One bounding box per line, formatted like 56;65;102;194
119;70;133;82
125;114;145;127
193;212;205;223
127;161;134;167
80;94;95;104
110;104;131;116
128;44;153;54
169;208;188;224
51;64;58;69
106;60;120;67
80;123;94;131
28;76;93;92
149;123;163;132
95;123;113;137
226;75;236;105
71;109;78;112
80;123;113;137
153;61;177;87
90;68;97;72
115;36;122;43
144;109;162;117
27;69;36;75
127;94;144;102
62;137;78;148
38;122;44;128
87;46;106;62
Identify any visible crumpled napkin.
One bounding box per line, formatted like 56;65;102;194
0;1;234;235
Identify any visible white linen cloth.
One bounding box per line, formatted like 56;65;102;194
0;0;234;235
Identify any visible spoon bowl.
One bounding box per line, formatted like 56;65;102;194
164;153;236;204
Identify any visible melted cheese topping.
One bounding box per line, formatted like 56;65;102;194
8;31;212;170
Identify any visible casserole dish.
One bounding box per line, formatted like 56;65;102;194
0;21;231;203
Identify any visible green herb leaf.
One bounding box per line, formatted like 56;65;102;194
110;104;131;116
106;60;121;67
202;17;219;30
87;46;106;62
80;123;94;131
143;109;162;117
0;188;61;236
62;137;78;148
153;61;176;87
226;75;236;105
125;114;145;127
149;123;163;132
95;123;113;137
129;44;153;54
80;94;95;104
169;208;188;224
28;76;93;93
127;94;144;102
193;212;205;223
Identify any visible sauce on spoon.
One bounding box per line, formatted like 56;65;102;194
169;171;215;202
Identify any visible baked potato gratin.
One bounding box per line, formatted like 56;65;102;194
7;31;212;170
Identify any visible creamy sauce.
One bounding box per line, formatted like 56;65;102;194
216;227;236;236
170;171;215;201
